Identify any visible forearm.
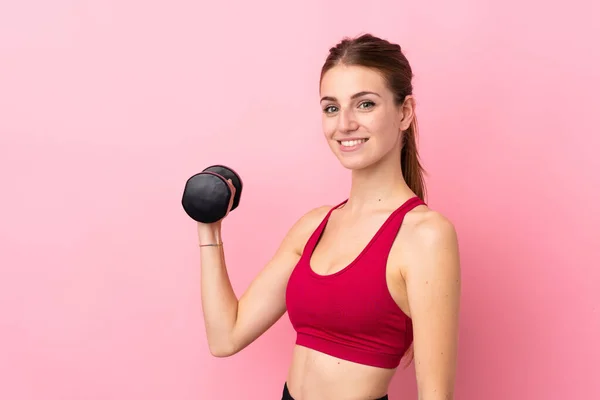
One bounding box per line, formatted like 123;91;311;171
198;225;239;356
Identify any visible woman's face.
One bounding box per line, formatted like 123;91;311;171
319;64;413;171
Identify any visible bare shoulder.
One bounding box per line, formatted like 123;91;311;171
391;205;461;293
282;204;333;255
388;205;460;308
296;204;333;230
399;205;461;299
404;207;459;253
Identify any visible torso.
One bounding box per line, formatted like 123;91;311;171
285;198;430;400
286;345;395;400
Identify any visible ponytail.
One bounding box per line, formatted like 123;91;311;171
400;115;426;202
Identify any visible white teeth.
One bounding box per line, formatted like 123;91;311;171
340;139;367;147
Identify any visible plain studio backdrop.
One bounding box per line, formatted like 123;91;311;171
1;1;598;399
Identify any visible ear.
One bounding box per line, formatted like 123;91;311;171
398;95;416;131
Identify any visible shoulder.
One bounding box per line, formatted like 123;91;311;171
399;207;461;282
408;208;458;252
283;204;334;255
294;204;333;233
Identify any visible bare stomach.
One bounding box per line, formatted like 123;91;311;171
285;345;396;400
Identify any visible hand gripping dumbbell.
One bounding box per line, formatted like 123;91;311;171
181;165;243;223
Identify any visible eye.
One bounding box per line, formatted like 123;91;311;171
323;105;339;114
358;100;375;110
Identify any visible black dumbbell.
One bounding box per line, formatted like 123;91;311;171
181;165;243;223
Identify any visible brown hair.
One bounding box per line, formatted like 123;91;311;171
319;33;427;202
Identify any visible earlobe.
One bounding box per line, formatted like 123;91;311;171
397;112;409;132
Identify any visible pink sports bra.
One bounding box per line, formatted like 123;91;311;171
285;196;425;369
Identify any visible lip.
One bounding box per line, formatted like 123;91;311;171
337;138;369;153
335;137;368;141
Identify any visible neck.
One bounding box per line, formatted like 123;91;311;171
344;153;414;213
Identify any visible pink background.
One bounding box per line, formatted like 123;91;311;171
1;1;598;399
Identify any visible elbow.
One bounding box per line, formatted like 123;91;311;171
209;346;234;358
208;341;237;358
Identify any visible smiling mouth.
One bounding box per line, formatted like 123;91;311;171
337;138;369;147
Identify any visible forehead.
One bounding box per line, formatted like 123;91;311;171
320;64;388;99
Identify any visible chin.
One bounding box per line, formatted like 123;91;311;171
335;155;374;171
327;139;385;171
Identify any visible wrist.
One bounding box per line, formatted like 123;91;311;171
197;222;222;245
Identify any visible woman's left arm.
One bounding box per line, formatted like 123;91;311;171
404;212;461;400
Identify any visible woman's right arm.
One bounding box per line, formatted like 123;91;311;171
197;205;330;357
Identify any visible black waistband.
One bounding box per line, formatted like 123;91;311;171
282;383;389;400
281;383;293;400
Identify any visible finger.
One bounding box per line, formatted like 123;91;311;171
224;179;235;217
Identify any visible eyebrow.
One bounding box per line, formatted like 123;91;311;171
320;91;381;103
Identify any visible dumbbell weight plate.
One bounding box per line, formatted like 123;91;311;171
202;165;243;212
181;171;233;223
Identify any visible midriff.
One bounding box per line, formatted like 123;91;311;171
285;344;397;400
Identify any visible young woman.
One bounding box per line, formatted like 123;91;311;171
196;33;461;400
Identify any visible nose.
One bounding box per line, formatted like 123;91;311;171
338;108;359;133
